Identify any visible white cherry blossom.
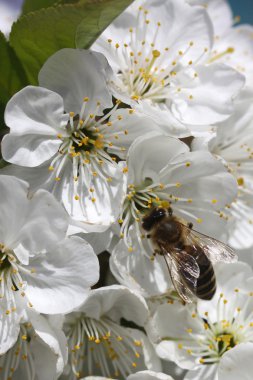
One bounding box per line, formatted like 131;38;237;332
192;90;253;250
0;175;99;354
146;262;253;380
2;49;157;228
61;285;161;379
0;304;67;380
110;133;237;297
92;0;245;135
189;0;253;87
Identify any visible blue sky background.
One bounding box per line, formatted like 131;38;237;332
229;0;253;24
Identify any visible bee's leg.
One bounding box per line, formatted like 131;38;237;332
188;222;193;229
154;249;160;256
168;207;173;216
146;234;151;239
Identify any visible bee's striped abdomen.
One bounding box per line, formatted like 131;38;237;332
195;252;216;300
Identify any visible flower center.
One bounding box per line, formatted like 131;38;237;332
0;323;35;380
176;291;253;365
67;316;143;379
47;98;132;205
107;6;203;103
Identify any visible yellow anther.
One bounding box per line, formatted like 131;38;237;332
95;339;101;344
160;200;170;208
135;352;140;358
69;112;75;117
187;199;193;203
118;219;123;224
176;182;181;188
188;60;193;65
237;307;241;312
178;343;183;349
237;177;244;186
132;362;137;368
128;246;133;252
189;41;194;46
199;358;205;364
189;95;194;100
107;39;112;43
234;288;239;293
57;133;62;139
83;97;89;102
186;328;192;333
122;167;128;174
192;313;196;318
185;162;191;167
197;218;203;224
187;349;192;354
74;195;80;201
226;47;235;54
91;198;96;203
55;177;61;181
117;115;123;120
115;43;120;49
48;166;54;171
223;299;228;304
212;199;218;204
152;50;161;58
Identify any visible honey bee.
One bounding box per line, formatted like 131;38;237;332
142;207;237;303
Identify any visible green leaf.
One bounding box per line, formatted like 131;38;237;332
0;31;28;104
22;0;79;15
22;0;59;14
75;0;133;49
9;1;133;85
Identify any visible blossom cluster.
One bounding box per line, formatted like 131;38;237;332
0;0;253;379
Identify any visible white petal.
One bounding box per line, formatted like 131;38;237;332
105;110;161;160
21;236;99;314
128;371;175;380
188;0;233;36
14;189;68;256
110;233;171;297
172;63;245;125
29;312;68;379
184;365;218;380
2;133;61;167
147;302;201;370
3;86;67;166
0;299;20;354
39;48;113;114
218;343;253;380
79;285;148;327
0;175;30;249
127;133;189;186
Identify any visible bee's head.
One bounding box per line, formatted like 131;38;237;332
142;207;167;231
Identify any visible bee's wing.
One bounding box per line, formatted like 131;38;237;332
159;244;199;303
182;224;237;264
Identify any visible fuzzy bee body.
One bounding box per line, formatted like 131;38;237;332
142;207;236;303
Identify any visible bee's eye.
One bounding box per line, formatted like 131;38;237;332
142;208;166;231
